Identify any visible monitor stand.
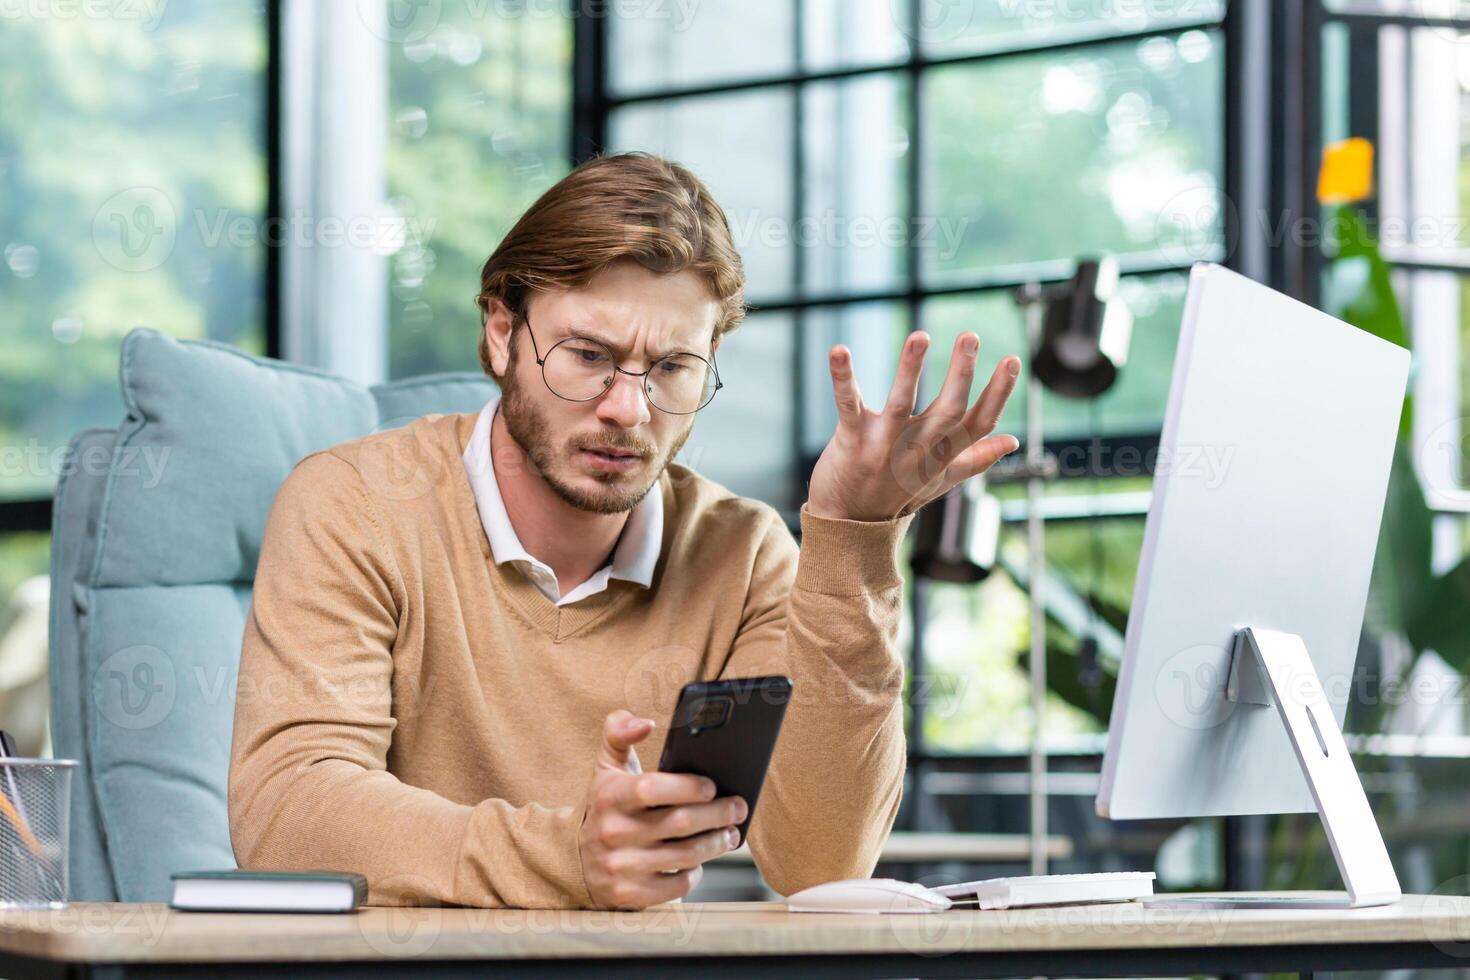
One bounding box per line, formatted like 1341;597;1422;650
1144;627;1402;911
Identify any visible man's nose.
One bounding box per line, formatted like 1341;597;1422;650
594;369;652;428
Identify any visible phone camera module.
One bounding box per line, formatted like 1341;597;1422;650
689;696;733;735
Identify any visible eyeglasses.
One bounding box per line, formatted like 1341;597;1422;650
519;311;723;416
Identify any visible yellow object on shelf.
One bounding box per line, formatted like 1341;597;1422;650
1318;137;1374;205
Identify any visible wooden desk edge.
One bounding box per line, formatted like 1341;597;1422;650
1;895;1469;965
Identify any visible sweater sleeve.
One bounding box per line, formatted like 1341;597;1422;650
719;503;914;896
228;452;592;909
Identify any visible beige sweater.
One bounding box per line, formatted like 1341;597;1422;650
228;410;913;908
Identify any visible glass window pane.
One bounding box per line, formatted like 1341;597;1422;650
916;0;1224;57
920;272;1188;442
802;73;911;297
0;533;52;757
611;89;795;304
800;303;912;456
1397;270;1470;506
1361;27;1470;258
0;1;266;501
803;0;911;71
919;509;1144;753
608;0;794;96
687;312;797;508
386;6;571;378
921;31;1225;282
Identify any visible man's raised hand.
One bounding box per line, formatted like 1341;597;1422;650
806;331;1022;522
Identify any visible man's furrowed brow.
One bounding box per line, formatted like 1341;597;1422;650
559;325;703;361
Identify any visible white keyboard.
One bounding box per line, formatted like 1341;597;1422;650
935;871;1156;910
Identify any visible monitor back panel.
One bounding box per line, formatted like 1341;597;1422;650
1097;263;1410;820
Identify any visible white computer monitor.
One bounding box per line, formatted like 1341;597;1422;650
1095;263;1410;908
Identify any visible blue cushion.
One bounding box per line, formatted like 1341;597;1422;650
371;372;500;430
67;328;496;901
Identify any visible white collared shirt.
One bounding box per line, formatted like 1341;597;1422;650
461;397;662;606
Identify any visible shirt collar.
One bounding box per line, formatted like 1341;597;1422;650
460;396;662;590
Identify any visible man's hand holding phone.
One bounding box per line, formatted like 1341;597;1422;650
577;710;747;910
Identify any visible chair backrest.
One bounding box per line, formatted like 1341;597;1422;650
48;328;496;901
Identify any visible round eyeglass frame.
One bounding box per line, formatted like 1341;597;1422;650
518;310;723;416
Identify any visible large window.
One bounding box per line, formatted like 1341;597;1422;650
385;3;572;377
0;0;269;510
593;0;1227;761
0;2;270;718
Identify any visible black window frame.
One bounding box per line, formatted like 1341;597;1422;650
573;1;1231;501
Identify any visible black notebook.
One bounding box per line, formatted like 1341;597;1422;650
170;870;368;913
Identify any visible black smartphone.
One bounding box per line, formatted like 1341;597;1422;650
657;675;793;847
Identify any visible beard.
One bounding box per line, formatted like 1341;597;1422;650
499;360;693;515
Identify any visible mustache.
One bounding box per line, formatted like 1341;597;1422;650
568;432;659;457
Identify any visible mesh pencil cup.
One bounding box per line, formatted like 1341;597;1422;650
0;758;74;909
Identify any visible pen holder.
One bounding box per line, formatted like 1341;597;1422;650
0;759;74;908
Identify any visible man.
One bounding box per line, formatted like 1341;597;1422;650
229;152;1020;910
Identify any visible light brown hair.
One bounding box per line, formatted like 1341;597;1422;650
475;151;747;382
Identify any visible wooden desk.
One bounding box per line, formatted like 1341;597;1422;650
713;831;1075;865
1;894;1468;978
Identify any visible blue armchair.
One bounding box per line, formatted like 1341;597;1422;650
48;328;496;901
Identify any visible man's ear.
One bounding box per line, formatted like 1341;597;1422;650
483;297;516;378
